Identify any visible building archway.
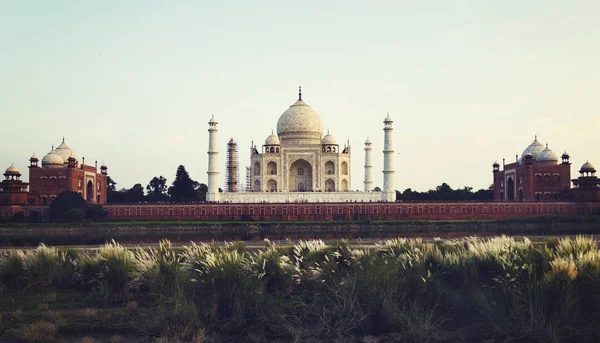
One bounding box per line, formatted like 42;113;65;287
86;181;94;203
325;161;335;175
267;161;277;175
253;162;261;176
341;179;348;191
341;161;348;175
519;189;524;201
507;177;514;201
325;179;335;192
267;179;277;192
289;159;312;191
253;180;261;192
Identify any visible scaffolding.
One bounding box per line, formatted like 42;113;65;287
225;138;239;192
245;166;252;192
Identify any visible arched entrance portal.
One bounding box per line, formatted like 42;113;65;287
86;181;94;203
289;159;312;191
507;177;514;201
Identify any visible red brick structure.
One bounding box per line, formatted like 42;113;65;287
95;201;600;222
0;139;108;220
493;137;571;201
28;139;108;205
572;161;600;201
0;165;31;219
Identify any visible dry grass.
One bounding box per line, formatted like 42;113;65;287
17;321;58;343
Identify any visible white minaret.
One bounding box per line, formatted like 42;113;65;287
382;113;395;202
364;137;373;191
207;115;220;202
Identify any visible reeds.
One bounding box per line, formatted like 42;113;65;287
1;235;600;341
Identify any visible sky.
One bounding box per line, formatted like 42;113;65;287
1;1;599;193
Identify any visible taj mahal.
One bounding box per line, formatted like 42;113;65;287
206;87;396;203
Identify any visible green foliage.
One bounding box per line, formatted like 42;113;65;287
2;237;600;341
146;176;170;202
0;250;26;288
168;165;199;202
23;244;75;288
11;211;25;222
397;182;493;201
63;208;86;222
98;240;138;303
86;204;108;221
48;191;87;221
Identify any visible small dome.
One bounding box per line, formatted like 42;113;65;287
30;153;38;161
5;164;20;175
537;144;558;163
562;150;570;159
101;162;108;168
55;139;73;161
208;115;217;124
384;113;393;122
321;131;337;145
521;136;545;161
493;160;499;166
365;137;371;144
580;161;596;172
265;133;280;146
42;149;64;167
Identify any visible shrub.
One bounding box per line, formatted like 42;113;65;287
23;244;75;288
98;240;138;303
0;249;26;288
76;252;103;288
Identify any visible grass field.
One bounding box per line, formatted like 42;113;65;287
1;236;600;342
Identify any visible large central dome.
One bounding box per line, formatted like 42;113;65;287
276;90;324;145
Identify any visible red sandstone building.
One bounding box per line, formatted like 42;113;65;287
493;137;572;201
0;139;108;220
572;161;600;201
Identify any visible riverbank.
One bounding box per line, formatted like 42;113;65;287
1;216;600;247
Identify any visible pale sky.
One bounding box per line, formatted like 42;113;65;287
1;1;599;193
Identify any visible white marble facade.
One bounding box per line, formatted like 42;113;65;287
207;88;395;203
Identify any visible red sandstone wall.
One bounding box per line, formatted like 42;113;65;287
101;201;600;222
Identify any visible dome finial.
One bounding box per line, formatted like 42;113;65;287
51;144;54;150
298;85;302;100
271;129;274;135
546;142;548;148
327;129;330;135
62;136;65;143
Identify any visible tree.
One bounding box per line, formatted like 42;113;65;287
146;176;169;202
168;165;197;202
107;176;117;192
124;184;145;203
106;176;125;203
48;191;88;221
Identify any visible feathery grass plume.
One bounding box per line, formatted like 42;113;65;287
290;240;329;286
23;244;75;288
136;239;191;301
250;242;293;294
75;252;103;289
0;249;26;288
377;237;424;257
183;242;258;331
554;235;596;259
98;239;138;303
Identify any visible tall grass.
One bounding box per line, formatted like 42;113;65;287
2;236;600;341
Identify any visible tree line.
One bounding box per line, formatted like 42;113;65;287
107;165;492;204
107;165;213;203
396;183;493;201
